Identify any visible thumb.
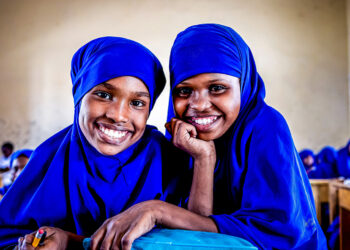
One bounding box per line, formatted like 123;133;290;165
183;125;197;140
164;122;172;135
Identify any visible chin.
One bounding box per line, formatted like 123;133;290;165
97;145;124;156
197;132;218;141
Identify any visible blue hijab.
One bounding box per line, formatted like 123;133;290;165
0;149;33;196
311;146;339;179
9;149;33;168
299;149;315;170
167;24;326;249
0;37;172;247
337;140;350;178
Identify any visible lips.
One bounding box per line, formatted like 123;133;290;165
191;116;218;125
186;115;221;131
96;123;132;144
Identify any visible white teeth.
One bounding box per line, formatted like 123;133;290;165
99;126;127;139
193;117;218;125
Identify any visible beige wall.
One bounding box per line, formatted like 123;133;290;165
0;0;349;152
348;0;350;135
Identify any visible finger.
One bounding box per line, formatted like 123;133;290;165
164;122;172;134
177;122;197;143
19;234;34;250
100;224;120;250
183;123;197;139
18;237;24;249
91;226;107;250
169;118;179;139
111;232;123;250
121;219;153;250
171;119;184;145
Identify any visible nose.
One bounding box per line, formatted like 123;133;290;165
106;99;129;123
189;91;211;111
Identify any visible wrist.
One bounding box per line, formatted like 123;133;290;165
193;154;216;167
150;200;167;225
67;232;85;250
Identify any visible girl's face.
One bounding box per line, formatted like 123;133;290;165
11;155;29;182
79;76;150;156
173;73;240;141
303;155;314;167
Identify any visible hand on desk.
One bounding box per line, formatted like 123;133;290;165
91;200;158;250
16;226;84;250
90;200;218;250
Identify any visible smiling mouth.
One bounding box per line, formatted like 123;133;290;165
96;123;131;143
186;116;221;131
191;116;218;125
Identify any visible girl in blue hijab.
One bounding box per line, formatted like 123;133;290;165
0;36;179;249
310;146;339;179
0;149;33;196
165;24;327;249
337;140;350;178
299;149;316;174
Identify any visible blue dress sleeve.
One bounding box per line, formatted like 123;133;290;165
210;106;327;249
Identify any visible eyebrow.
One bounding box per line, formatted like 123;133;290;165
135;92;150;98
99;82;150;98
178;78;229;86
100;82;115;90
208;78;229;83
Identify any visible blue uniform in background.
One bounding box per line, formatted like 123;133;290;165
309;146;339;179
337;140;350;178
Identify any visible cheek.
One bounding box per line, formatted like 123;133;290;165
79;99;102;124
134;110;149;132
173;98;187;117
218;94;241;123
78;98;100;138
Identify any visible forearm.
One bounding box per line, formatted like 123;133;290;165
67;232;85;250
155;200;218;233
188;156;215;216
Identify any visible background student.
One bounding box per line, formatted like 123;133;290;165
0;149;33;197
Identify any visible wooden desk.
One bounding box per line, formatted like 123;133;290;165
310;179;330;225
338;184;350;250
329;180;345;224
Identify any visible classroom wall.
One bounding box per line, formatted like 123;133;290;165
0;0;349;152
348;0;350;136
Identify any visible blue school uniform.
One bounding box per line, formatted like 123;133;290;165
0;149;33;196
8;149;33;168
299;149;317;176
337;140;350;178
299;149;315;169
167;24;327;249
0;37;180;248
311;146;339;179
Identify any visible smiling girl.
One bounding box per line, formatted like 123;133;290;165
0;37;180;249
165;24;327;249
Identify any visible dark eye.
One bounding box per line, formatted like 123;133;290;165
131;100;146;107
174;87;192;97
209;84;227;94
95;91;112;100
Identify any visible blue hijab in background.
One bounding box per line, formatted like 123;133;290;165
0;149;33;196
310;146;339;179
299;149;315;169
337;140;350;178
9;149;33;168
167;24;326;249
0;37;173;248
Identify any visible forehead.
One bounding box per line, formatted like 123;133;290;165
104;76;149;93
177;73;240;86
12;156;29;166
